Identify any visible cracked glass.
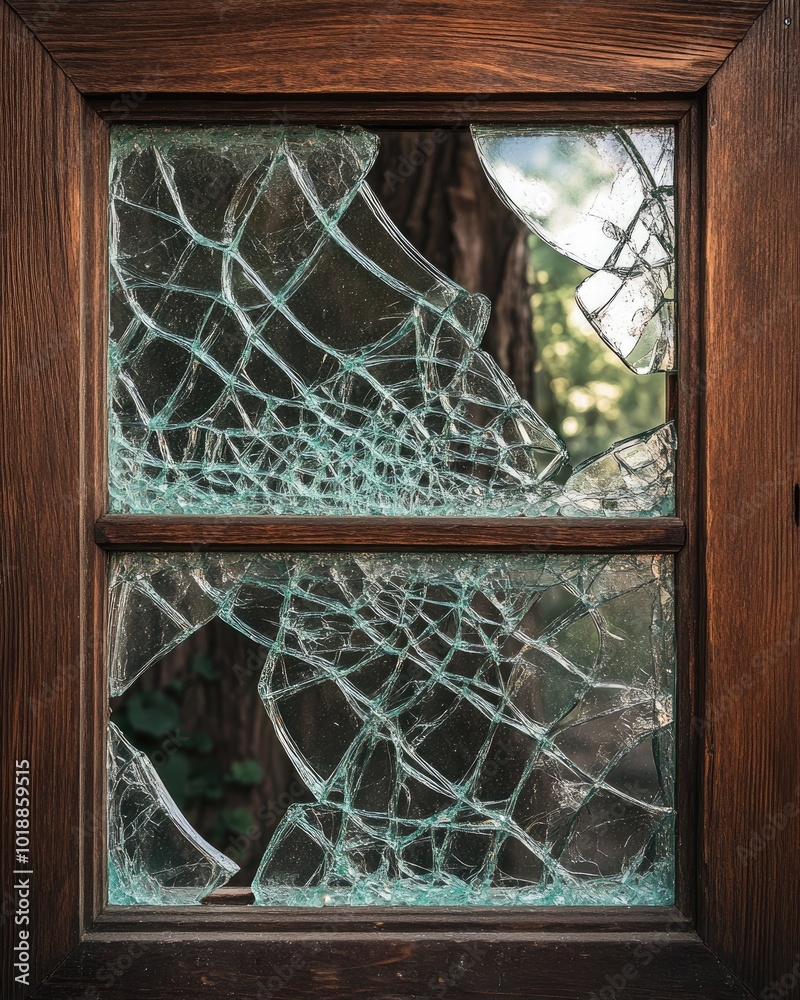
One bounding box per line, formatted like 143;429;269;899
108;125;675;517
108;720;239;904
106;123;679;908
472;126;675;375
108;552;675;906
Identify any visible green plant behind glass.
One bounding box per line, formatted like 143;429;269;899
111;651;270;882
529;233;666;470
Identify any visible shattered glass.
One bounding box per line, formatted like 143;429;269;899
108;125;674;516
106;124;679;907
471;127;675;375
107;720;239;904
557;423;675;517
108;552;675;906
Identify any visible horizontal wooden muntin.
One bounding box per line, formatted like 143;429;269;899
100;901;692;934
95;514;686;553
90;95;695;125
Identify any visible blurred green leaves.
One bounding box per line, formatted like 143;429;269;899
227;761;264;786
217;808;256;837
111;650;268;872
184;730;214;754
155;752;191;806
125;690;181;738
190;652;220;680
528;234;665;468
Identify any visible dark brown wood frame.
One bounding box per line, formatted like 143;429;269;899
1;2;797;997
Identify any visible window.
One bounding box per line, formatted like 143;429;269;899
105;121;678;911
3;2;797;997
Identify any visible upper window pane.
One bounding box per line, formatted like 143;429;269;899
108;125;675;516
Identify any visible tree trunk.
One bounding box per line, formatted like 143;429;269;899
116;131;538;886
369;129;537;402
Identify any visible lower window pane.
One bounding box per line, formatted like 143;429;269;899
107;552;675;906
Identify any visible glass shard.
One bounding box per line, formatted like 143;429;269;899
555;422;676;517
107;721;239;904
109;552;675;906
471;127;675;374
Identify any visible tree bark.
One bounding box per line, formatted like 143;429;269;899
369;129;537;402
117;131;537;886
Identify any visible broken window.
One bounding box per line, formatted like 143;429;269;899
109;552;674;906
106;124;678;906
109;126;674;517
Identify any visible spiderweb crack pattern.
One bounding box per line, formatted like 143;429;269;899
107;125;677;906
109;552;674;906
109;126;673;516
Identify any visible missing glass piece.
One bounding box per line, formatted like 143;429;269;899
471;126;675;375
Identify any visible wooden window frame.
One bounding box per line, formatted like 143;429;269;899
1;2;797;996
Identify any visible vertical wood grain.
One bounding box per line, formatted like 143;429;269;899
672;103;703;920
0;3;106;993
703;0;800;991
80;83;109;929
1;0;795;990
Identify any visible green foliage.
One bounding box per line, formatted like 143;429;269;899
125;690;181;738
154;752;191;808
112;659;271;878
227;760;264;786
185;759;225;801
528;234;665;468
184;731;214;754
212;807;258;862
190;652;220;680
217;807;256;837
